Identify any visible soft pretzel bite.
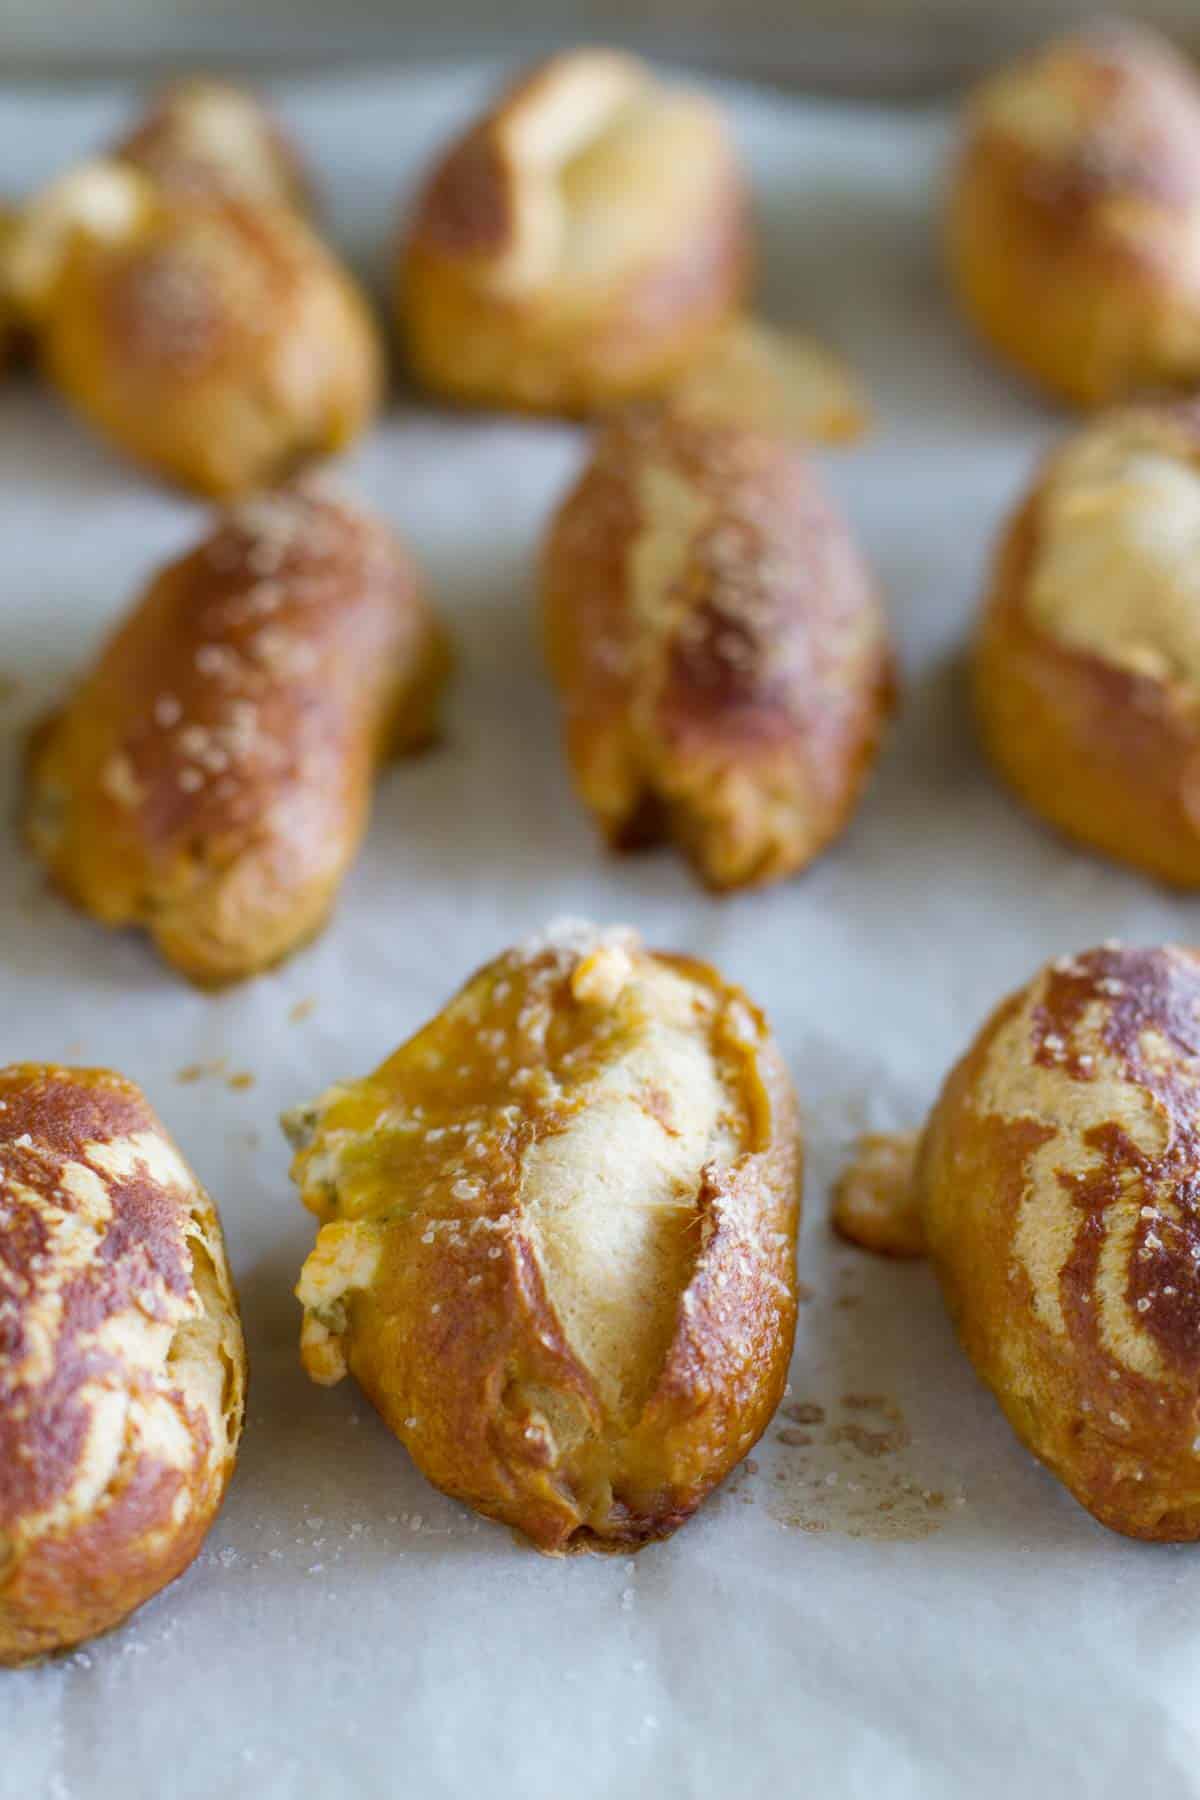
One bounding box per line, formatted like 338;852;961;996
975;401;1200;886
831;1132;923;1258
918;945;1200;1540
112;78;311;212
541;410;894;889
25;480;449;987
0;1064;245;1665
398;49;751;415
8;159;380;495
947;24;1200;407
285;921;801;1553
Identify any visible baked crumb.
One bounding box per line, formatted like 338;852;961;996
176;1058;227;1084
782;1401;825;1425
289;997;316;1024
767;1393;943;1539
832;1130;924;1257
828;1420;911;1458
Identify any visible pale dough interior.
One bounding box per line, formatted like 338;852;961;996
520;957;737;1423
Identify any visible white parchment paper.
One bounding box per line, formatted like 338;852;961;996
3;61;1199;1800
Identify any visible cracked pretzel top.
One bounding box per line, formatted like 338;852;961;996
0;1064;244;1662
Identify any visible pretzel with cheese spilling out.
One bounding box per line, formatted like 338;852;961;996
285;922;801;1552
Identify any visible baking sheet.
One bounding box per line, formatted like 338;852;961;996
3;60;1199;1800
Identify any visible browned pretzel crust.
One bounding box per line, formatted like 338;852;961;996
947;23;1200;407
10;162;380;496
918;945;1200;1540
541;410;894;889
398;50;752;415
112;78;311;212
286;923;801;1552
0;1064;245;1664
974;401;1200;886
26;481;450;986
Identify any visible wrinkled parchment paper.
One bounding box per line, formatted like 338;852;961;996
3;61;1198;1800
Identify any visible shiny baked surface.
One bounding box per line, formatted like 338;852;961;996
946;23;1200;407
0;1063;245;1665
9;159;380;495
111;78;311;212
918;944;1200;1540
286;921;800;1552
399;49;751;415
975;400;1200;886
25;479;450;986
542;409;894;889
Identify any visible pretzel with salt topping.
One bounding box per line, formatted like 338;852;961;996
398;49;752;416
285;921;801;1552
25;480;450;986
8;158;380;496
0;1063;245;1664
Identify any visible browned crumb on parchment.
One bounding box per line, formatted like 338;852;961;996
768;1393;959;1540
175;1060;255;1091
289;997;316;1024
836;1395;910;1453
176;1058;229;1084
783;1402;825;1425
832;1130;925;1257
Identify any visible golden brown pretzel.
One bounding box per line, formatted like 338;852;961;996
25;481;450;987
975;401;1200;886
286;922;801;1552
8;160;380;495
0;1064;245;1665
946;23;1200;407
541;410;894;889
112;78;311;212
918;944;1200;1541
398;49;751;415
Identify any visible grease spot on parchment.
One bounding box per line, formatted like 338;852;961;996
766;1394;957;1541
